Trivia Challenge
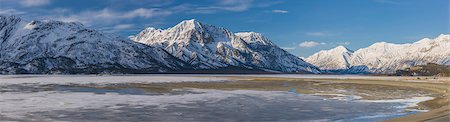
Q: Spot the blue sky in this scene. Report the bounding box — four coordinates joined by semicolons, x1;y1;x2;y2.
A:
0;0;448;57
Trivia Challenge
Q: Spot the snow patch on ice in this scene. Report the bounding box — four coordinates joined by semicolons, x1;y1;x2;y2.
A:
360;97;434;111
312;93;433;112
313;93;363;101
0;89;288;119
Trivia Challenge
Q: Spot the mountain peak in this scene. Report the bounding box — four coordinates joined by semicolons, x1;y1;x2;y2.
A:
180;19;198;24
175;19;203;28
437;34;449;38
184;19;198;23
414;34;449;44
315;46;353;55
332;46;352;52
367;41;393;48
305;46;354;70
435;34;449;41
22;19;85;31
235;32;260;36
235;32;274;46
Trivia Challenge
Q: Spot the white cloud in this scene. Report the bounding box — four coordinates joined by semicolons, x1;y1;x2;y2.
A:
90;8;170;19
99;24;136;33
281;47;295;50
172;0;253;14
216;0;253;11
55;8;171;26
20;0;50;7
170;0;282;14
272;10;288;14
299;41;326;48
305;32;328;36
338;41;351;45
113;24;134;30
124;8;171;18
106;0;174;7
0;9;26;15
0;0;280;35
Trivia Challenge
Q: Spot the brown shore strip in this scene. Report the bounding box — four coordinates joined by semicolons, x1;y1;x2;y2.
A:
76;76;449;122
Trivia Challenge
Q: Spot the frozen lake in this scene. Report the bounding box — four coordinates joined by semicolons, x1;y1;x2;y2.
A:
0;75;431;121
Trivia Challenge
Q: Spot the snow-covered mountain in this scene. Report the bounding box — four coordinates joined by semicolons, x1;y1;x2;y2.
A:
306;34;450;74
132;19;320;73
0;15;188;74
305;46;353;70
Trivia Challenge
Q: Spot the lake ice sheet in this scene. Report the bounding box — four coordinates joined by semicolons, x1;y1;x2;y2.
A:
0;75;427;122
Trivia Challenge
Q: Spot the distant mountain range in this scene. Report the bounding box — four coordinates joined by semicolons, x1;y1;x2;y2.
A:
1;15;448;74
0;15;319;74
305;34;450;74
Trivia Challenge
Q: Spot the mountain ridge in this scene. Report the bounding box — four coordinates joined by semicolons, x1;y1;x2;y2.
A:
0;15;189;74
3;14;446;74
132;19;320;73
0;15;320;74
305;34;450;74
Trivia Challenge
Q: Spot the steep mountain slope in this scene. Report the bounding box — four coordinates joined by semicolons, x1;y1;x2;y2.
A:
0;15;188;74
305;34;450;73
235;32;320;73
132;19;320;73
